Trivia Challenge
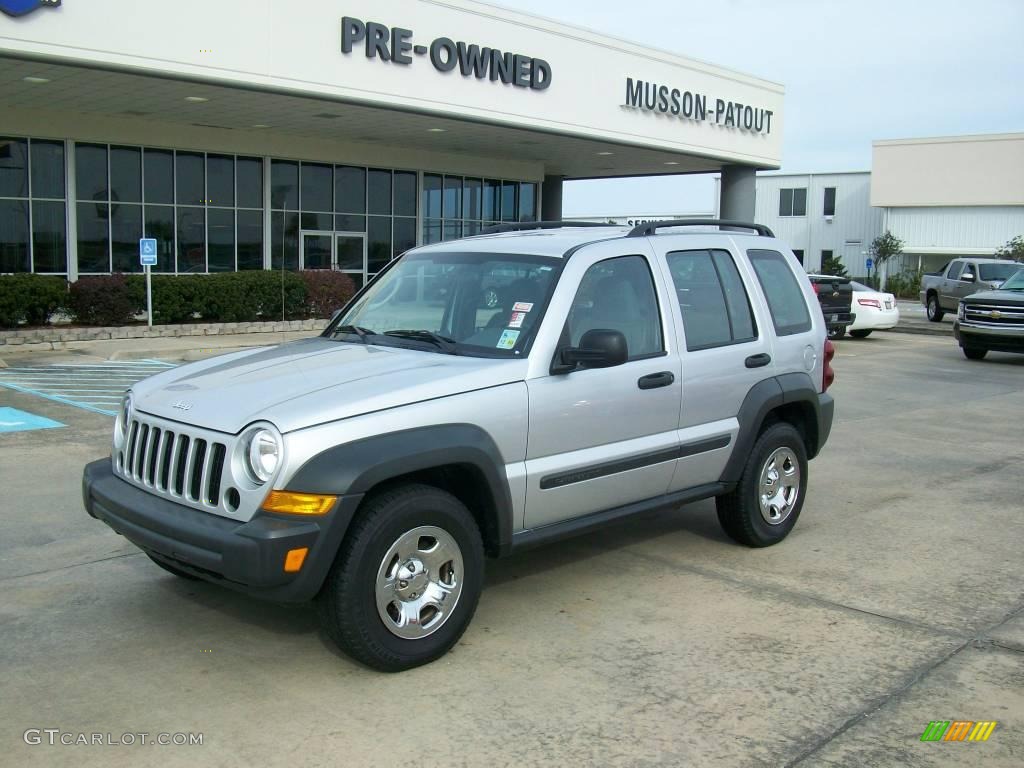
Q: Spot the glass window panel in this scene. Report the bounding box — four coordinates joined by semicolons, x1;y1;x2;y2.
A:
334;166;366;213
457;178;478;221
175;152;204;206
442;221;462;241
823;187;836;217
0;199;30;272
394;171;417;217
442;176;461;219
111;203;143;273
76;201;110;273
336;235;364;271
301;162;332;212
747;249;812;335
176;206;206;273
270;211;300;270
483;179;500;221
270;160;299;210
569;255;663;357
143;149;174;205
423;219;442;245
367;169;392;215
423;174;442;219
109;146;141;204
0;138;29;198
31;140;65;200
793;188;807;216
236;157;263;209
237;210;263;270
300;212;333;231
393;217;417;258
208;208;235;272
335;214;366;232
367;215;392;271
207;154;235;208
75;143;108;202
711;250;756;341
501;181;517;222
144;205;175;273
463;220;481;237
779;188;792;217
518;183;536;222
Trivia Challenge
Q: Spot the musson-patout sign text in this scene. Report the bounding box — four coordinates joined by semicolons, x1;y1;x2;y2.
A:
624;77;774;135
341;16;552;91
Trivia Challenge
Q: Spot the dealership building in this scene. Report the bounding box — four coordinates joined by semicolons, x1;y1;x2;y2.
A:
0;0;783;284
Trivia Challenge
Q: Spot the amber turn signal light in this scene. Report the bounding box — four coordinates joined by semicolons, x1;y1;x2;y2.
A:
262;491;337;516
284;547;309;573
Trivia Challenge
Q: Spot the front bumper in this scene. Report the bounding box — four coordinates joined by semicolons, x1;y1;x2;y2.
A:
83;458;362;602
954;322;1024;354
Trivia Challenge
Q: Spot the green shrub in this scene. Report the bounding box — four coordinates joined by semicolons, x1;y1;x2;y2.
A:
68;274;142;326
0;274;69;328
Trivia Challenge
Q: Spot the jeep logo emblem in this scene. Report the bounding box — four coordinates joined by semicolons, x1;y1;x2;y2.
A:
171;400;194;411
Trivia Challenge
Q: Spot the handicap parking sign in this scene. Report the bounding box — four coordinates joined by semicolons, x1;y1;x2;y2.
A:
140;238;158;266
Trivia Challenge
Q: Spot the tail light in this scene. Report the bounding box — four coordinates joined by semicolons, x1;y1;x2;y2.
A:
857;298;881;308
822;339;835;392
811;283;820;294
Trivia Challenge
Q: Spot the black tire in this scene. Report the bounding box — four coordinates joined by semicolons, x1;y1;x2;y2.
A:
926;295;944;322
147;553;201;580
849;329;872;339
716;423;808;548
317;483;484;672
962;346;988;360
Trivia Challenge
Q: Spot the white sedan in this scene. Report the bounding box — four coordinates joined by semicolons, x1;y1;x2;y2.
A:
846;281;899;337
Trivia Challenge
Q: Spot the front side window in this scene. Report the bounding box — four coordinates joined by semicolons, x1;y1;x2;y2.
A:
565;255;663;359
748;249;812;336
331;252;558;357
667;249;757;351
946;261;964;280
779;187;807;217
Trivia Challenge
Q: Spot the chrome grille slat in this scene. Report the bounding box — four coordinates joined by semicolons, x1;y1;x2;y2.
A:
155;430;172;491
125;421;140;475
143;427;159;485
182;438;199;501
169;433;187;496
134;424;149;479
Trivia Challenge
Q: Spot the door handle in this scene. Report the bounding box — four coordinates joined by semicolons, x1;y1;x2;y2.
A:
638;371;675;390
745;353;772;369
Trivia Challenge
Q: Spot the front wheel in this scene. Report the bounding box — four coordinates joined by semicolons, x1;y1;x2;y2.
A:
927;295;945;322
849;329;872;339
317;484;484;672
716;423;808;547
962;346;988;360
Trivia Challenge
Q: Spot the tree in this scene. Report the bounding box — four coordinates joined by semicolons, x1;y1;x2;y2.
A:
869;231;905;269
993;235;1024;261
820;252;848;277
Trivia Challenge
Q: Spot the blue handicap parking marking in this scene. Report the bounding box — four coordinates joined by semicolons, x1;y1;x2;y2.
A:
0;360;176;416
0;406;65;433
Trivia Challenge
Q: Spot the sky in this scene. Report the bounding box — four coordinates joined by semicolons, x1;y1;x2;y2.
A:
508;0;1024;216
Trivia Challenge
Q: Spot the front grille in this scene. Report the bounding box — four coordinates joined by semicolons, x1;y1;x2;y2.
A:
964;303;1024;327
118;413;231;513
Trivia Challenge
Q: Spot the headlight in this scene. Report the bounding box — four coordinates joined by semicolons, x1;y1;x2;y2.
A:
114;392;132;447
958;302;965;320
246;428;281;484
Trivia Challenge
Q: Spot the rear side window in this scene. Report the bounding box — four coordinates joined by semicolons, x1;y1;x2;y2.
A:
946;261;964;280
747;249;812;336
667;249;757;351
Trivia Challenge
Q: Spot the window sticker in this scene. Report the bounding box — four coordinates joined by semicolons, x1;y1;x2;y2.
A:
496;329;520;349
507;311;527;328
512;301;534;313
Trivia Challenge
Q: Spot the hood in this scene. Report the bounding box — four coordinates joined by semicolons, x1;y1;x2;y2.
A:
962;289;1024;305
131;338;528;434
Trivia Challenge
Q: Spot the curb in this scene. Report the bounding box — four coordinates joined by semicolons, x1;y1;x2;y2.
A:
883;324;954;338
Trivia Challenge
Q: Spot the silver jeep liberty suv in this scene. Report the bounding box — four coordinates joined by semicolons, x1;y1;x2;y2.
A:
83;219;835;671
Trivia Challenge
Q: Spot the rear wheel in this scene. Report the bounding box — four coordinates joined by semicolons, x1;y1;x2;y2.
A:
717;423;808;547
317;483;484;672
849;329;872;339
927;295;944;322
828;326;846;340
962;346;988;360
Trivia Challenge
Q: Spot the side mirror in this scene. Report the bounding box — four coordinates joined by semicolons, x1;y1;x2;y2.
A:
553;329;628;373
961;271;976;282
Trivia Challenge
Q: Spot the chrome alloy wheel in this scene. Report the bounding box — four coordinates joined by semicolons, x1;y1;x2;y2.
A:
375;526;464;640
758;447;801;525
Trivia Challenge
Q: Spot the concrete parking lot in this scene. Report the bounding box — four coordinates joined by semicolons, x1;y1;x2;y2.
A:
1;333;1021;767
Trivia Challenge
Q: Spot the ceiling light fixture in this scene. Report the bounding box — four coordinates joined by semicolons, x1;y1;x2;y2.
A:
664;161;680;166
427;128;447;133
251;124;270;129
184;96;209;103
596;151;614;156
22;76;50;84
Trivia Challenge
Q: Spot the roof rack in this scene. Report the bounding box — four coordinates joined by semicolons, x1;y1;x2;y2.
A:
626;219;775;238
480;220;621;235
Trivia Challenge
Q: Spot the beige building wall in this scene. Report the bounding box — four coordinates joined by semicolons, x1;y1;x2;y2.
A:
871;133;1024;207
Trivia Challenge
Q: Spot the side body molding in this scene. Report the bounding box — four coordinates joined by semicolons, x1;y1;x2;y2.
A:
285;424;515;555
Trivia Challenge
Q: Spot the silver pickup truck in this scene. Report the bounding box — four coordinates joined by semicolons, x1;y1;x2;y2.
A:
920;258;1022;321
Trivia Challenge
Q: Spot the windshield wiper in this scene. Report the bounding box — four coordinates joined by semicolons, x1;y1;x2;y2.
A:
331;324;376;344
383;329;460;354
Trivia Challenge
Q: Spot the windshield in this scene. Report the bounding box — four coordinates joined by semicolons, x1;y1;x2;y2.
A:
978;263;1021;282
327;251;560;356
1000;268;1024;290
